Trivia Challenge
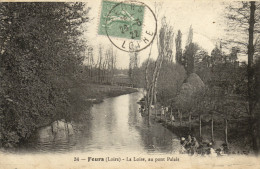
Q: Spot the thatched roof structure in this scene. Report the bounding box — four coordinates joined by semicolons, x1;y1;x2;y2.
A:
185;73;205;90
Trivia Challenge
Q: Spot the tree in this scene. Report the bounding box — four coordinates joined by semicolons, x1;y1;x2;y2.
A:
186;25;193;46
192;88;209;138
183;43;199;75
182;25;199;75
129;51;139;85
175;30;183;64
0;2;89;147
194;49;211;84
200;87;223;143
211;45;223;65
176;83;194;130
176;73;205;131
97;45;103;83
156;62;186;105
226;1;260;153
248;4;257;152
108;46;117;84
222;97;248;147
85;47;94;78
229;47;239;63
146;18;174;124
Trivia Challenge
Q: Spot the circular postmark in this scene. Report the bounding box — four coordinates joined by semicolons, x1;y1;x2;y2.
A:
104;1;157;52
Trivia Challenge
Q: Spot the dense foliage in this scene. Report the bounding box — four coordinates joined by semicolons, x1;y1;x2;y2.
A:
0;3;89;148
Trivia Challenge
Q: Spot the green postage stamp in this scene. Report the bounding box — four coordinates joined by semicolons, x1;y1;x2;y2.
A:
98;0;157;52
98;0;145;40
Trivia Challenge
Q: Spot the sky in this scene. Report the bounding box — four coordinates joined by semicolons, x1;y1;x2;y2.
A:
83;0;236;68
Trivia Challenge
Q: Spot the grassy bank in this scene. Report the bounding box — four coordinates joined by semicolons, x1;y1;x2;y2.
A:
89;84;138;103
71;82;138;104
39;82;138;126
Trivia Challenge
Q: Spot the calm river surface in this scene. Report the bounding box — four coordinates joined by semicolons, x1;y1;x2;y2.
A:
22;91;181;154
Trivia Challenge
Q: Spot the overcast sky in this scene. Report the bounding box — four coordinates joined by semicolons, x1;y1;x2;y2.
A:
84;0;242;68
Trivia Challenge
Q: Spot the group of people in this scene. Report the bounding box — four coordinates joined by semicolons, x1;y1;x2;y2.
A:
180;135;200;155
138;104;176;122
180;135;229;156
161;106;177;122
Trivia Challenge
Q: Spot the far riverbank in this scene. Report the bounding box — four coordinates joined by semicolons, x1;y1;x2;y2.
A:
37;82;138;128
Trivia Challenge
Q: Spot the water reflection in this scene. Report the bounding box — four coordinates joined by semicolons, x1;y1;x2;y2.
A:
23;91;180;154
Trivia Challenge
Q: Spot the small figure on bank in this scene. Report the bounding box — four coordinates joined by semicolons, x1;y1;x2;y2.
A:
170;114;175;122
209;147;217;157
222;143;229;154
140;105;144;112
165;106;169;113
180;137;187;154
180;137;186;145
160;106;165;120
205;142;217;157
185;135;192;154
206;142;212;154
191;137;200;155
161;107;165;115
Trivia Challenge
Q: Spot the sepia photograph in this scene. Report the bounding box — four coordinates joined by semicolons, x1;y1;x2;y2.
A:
0;0;260;168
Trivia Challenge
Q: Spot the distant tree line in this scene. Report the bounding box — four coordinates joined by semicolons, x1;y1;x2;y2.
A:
82;45;117;84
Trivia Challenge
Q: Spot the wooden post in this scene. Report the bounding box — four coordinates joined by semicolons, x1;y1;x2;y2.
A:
189;111;192;131
199;114;202;138
165;109;167;124
170;108;173;126
179;109;182;126
225;118;228;145
154;92;157;120
154;103;157;120
211;113;214;142
160;107;162;120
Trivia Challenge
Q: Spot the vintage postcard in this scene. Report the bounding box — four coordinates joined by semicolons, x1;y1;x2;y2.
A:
0;0;260;169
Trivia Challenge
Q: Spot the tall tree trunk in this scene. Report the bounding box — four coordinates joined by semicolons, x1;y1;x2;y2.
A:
165;109;167;124
148;24;169;125
145;44;153;125
160;107;162;120
225;118;228;145
211;113;214;142
149;54;163;122
154;93;157;120
199;114;202;138
179;109;182;126
189;111;192;131
171;108;173;125
248;1;258;153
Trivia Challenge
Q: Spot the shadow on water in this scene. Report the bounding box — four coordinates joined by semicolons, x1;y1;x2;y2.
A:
20;91;181;154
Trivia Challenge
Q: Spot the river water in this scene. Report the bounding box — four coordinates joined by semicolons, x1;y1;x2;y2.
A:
22;91;181;154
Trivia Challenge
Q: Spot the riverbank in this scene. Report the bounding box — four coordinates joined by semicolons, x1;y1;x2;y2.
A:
82;83;138;104
18;90;182;154
14;83;138;149
36;82;138;128
152;115;253;155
